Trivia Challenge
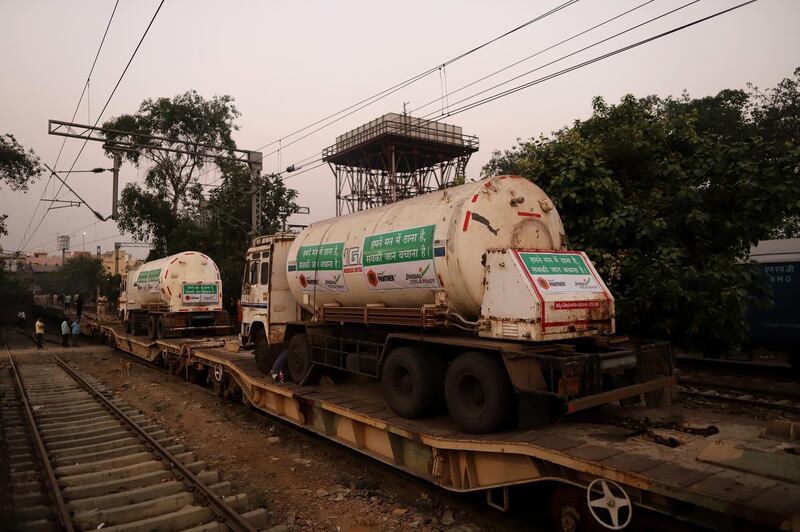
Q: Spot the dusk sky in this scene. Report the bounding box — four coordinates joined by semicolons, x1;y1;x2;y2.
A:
1;0;798;258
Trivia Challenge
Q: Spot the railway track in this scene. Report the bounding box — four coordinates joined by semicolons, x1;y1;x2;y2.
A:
1;337;267;531
678;380;800;415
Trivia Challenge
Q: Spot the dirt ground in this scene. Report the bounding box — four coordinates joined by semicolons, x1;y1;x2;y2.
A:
54;347;526;532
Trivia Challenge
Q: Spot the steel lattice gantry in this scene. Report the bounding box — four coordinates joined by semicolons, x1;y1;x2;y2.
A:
322;114;478;215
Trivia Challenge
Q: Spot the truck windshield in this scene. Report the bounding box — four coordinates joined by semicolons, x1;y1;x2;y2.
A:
249;261;259;285
260;262;270;285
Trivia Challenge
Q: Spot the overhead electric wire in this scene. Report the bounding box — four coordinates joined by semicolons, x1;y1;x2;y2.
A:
410;0;656;115
420;0;703;121
251;0;579;153
20;0;165;252
279;0;757;189
17;0;120;252
430;0;758;119
195;1;581;187
24;221;99;253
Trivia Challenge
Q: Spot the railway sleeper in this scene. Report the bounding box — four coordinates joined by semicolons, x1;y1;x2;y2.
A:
12;504;54;524
55;450;184;476
14;517;56;532
66;479;233;513
97;504;216;532
37;408;141;428
52;434;175;459
13;490;49;508
73;491;196;529
40;422;133;443
52;442;185;468
60;454;197;486
46;427;166;451
40;415;147;437
63;466;203;500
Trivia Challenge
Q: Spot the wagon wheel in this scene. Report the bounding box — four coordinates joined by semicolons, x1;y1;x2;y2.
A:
586;479;632;530
208;364;226;397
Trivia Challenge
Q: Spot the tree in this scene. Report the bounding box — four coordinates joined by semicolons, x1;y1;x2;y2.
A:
0;133;42;235
749;68;800;237
103;90;240;248
484;79;799;354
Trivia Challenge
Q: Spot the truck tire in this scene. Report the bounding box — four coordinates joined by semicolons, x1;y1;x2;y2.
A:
445;351;515;434
155;315;166;339
254;328;272;374
288;334;320;385
382;346;443;419
147;315;157;340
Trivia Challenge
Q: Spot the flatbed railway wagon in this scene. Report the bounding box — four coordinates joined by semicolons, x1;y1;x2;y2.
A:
80;323;800;531
119;251;231;339
239;175;676;434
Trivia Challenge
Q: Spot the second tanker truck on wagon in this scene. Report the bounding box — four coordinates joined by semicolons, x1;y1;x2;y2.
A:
239;175;675;434
119;251;231;339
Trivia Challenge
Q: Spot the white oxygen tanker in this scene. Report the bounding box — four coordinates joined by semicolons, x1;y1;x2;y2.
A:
240;176;674;434
120;251;230;339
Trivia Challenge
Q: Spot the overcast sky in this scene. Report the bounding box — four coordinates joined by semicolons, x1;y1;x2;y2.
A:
1;0;798;259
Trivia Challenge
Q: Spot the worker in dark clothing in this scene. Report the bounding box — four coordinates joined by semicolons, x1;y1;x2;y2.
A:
75;294;83;319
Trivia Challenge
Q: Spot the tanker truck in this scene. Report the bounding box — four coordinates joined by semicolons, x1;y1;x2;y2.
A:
239;175;675;434
120;251;230;339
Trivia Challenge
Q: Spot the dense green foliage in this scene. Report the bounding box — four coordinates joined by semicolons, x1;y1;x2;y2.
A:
485;69;800;354
103;91;298;312
0;133;42;236
104;90;239;218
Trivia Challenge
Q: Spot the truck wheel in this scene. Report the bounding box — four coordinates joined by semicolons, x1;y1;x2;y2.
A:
288;334;320;385
382;346;443;419
254;328;273;374
155;315;166;339
445;352;515;434
147;315;157;340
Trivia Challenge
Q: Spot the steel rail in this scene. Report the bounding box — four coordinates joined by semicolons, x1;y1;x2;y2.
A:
52;354;256;532
678;387;800;415
5;344;76;532
678;377;800;402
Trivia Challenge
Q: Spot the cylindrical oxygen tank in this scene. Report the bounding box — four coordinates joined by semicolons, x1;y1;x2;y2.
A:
287;175;565;319
131;251;223;311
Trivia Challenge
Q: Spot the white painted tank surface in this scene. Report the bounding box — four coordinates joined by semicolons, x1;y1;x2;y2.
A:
131;251;223;311
287;175;566;319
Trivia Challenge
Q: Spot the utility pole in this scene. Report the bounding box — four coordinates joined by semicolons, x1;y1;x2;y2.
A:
111;151;121;219
248;151;263;239
114;242;120;276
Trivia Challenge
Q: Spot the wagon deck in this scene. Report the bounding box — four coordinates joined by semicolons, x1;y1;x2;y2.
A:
81;318;800;531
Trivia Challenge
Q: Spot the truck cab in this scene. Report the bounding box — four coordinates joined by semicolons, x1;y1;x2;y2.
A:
240;233;303;371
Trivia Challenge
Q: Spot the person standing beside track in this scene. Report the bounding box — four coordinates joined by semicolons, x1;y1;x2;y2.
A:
35;317;45;349
96;294;108;323
70;319;80;347
75;294;83;319
61;317;70;347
